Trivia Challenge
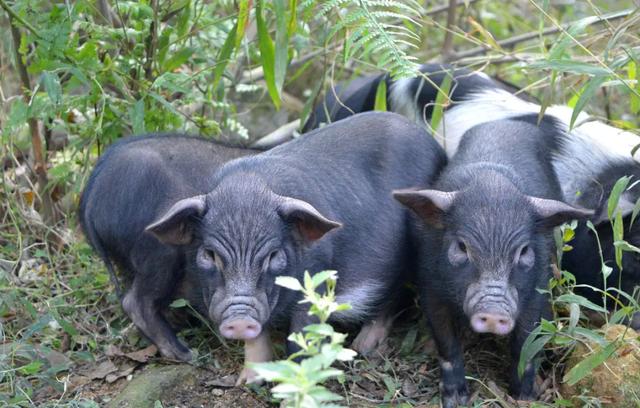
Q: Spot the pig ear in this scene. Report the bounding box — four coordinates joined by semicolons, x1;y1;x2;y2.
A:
145;195;207;245
278;197;341;243
393;189;457;228
527;196;594;229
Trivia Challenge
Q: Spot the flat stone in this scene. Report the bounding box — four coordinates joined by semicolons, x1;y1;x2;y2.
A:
107;364;199;408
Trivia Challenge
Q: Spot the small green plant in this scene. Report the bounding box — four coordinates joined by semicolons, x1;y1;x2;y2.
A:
251;270;356;408
519;176;640;388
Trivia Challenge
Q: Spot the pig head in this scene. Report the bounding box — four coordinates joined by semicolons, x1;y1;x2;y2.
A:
145;177;341;341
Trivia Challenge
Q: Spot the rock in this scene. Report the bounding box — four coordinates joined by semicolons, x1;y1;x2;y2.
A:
107;364;199;408
561;324;640;406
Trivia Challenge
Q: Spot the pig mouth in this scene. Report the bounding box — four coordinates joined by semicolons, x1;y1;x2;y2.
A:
463;282;518;336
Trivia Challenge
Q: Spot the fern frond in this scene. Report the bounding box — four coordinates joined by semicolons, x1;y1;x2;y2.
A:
321;0;422;78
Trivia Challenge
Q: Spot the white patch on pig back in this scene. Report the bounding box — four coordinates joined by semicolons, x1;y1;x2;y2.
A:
333;280;386;323
435;88;541;157
435;88;640;204
545;106;640;203
389;77;421;125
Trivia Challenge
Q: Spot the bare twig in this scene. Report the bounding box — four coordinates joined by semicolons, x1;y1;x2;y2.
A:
96;0;123;27
144;0;159;82
425;0;480;16
250;119;300;149
452;8;635;60
440;0;458;61
8;20;56;223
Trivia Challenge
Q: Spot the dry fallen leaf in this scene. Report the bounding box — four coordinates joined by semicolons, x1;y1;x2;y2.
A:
85;360;118;380
204;374;237;388
125;344;158;363
105;364;136;383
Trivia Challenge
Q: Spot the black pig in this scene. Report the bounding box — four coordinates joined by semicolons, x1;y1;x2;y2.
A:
79;134;258;361
394;119;592;406
309;63;640;328
144;112;447;382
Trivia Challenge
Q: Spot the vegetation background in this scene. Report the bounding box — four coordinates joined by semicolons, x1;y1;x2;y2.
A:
1;0;639;406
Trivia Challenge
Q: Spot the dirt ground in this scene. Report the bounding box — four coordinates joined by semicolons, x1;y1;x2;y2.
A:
63;308;562;407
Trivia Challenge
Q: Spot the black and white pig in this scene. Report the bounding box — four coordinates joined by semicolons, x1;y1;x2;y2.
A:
394;119;593;406
79;134;258;362
307;63;640;328
143;112;447;382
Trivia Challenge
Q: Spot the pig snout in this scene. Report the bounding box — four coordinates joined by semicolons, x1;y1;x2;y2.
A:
211;295;267;340
219;316;262;340
470;311;514;335
464;281;518;336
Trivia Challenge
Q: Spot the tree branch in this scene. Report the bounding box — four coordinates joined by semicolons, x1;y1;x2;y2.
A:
8;19;56;223
440;0;457;61
451;8;634;60
144;0;159;82
0;0;43;40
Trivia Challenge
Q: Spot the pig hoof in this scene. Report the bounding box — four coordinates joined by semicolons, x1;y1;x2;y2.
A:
442;392;470;408
516;392;536;401
351;319;391;355
236;367;263;386
441;382;470;408
159;345;193;362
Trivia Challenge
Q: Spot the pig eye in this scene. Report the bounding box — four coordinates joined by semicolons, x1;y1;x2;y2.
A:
448;239;469;264
266;250;287;275
516;244;534;267
197;248;223;271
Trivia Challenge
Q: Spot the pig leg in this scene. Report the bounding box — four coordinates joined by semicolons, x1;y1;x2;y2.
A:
508;295;548;400
122;245;192;361
286;308;319;358
236;330;274;385
424;295;469;408
351;310;395;355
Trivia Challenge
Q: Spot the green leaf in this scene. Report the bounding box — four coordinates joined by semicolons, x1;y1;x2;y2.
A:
430;74;453;131
399;327;417;355
563;341;618;386
555;293;608;313
518;331;551;378
570;75;607;129
235;0;251;49
374;79;387;111
288;0;298;37
212;23;238;90
129;99;146;134
614;210;624;269
608;176;631;221
176;1;191;39
42;72;62;106
311;270;337;288
169;298;189;308
614;240;640;254
276;276;303;291
163;47;195;72
18;360;44;375
336;348;356;361
303;323;335;336
274;0;289;97
256;0;281;108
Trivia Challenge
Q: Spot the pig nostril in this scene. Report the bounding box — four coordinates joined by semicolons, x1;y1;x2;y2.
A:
480;317;487;322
